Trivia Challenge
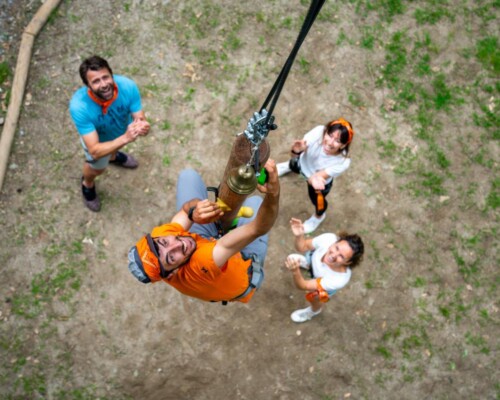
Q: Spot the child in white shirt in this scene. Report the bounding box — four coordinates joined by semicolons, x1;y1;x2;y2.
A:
277;118;355;233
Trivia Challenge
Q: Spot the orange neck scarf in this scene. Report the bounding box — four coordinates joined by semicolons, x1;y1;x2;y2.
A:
87;84;118;115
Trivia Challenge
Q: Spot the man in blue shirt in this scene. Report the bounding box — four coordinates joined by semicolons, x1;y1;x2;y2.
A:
69;56;150;211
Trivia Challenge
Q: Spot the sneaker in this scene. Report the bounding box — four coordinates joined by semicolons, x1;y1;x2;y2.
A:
303;213;326;234
110;151;138;168
287;253;309;270
291;306;322;323
81;178;100;212
277;161;291;177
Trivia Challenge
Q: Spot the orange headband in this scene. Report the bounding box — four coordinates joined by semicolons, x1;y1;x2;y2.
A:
133;224;199;282
330;118;354;145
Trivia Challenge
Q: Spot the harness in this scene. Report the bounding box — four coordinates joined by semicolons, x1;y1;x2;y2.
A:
217;254;265;306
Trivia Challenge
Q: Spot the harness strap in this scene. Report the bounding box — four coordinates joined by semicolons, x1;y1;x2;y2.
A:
215;255;264;305
231;254;264;301
316;191;325;212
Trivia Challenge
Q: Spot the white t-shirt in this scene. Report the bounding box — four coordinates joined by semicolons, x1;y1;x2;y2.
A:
311;233;351;294
299;125;351;183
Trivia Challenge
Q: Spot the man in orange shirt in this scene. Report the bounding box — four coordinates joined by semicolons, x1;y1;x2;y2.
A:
128;160;280;303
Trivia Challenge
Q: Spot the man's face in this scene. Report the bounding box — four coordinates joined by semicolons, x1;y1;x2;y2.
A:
153;235;197;273
86;68;115;101
322;240;354;268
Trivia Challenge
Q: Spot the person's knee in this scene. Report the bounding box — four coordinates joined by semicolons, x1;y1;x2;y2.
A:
178;168;199;180
178;168;205;188
84;164;106;177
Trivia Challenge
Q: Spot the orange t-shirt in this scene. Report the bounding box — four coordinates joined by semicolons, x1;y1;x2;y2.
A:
153;223;255;303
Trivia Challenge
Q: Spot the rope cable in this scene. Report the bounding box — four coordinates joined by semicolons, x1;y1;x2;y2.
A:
261;0;326;125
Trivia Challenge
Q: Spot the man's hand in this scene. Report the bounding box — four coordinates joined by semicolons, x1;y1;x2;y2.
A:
192;199;224;224
290;218;305;237
134;117;150;136
124;120;144;143
256;159;280;196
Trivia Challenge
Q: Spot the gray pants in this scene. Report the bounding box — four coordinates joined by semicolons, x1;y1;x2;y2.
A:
176;169;268;264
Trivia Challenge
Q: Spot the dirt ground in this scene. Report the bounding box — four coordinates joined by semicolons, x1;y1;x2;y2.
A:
0;0;498;399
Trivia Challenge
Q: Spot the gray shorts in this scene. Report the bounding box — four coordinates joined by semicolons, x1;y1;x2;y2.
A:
80;136;110;170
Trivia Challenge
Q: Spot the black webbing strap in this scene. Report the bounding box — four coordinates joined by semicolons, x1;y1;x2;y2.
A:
261;0;326;126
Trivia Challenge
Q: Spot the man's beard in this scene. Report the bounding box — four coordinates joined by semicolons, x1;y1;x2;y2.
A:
92;83;114;101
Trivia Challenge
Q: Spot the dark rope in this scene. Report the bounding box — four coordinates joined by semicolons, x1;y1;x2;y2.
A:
261;0;326;126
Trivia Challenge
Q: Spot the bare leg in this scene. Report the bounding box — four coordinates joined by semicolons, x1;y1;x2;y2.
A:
310;297;323;313
82;163;106;187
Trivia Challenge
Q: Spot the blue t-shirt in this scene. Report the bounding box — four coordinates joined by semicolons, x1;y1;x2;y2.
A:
69;75;142;142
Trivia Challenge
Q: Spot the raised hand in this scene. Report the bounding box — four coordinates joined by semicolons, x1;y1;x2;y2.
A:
290;218;305;237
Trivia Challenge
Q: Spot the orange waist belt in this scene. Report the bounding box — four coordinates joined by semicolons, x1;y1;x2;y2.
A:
305;278;330;303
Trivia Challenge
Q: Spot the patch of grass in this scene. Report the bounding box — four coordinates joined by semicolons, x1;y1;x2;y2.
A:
360;26;378;49
375;136;398;158
297;56;311;74
411;276;426;288
223;32;242;51
47;7;62;25
433;147;450;169
162;155;171;166
160;120;171;131
358;0;405;22
184;87;196;102
414;5;454;25
348;90;365;108
0;61;11;85
452;248;478;282
379;31;408;87
380;0;404;20
430;73;461;111
414;53;432;76
472;95;499;139
405;170;446;197
11;261;82;318
281;16;293;29
485;178;500;210
465;332;490;354
336;29;348;46
420;171;445;195
476;37;500;74
376;345;392;359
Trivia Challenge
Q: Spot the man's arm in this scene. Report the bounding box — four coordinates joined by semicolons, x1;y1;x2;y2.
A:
212;159;280;267
82;118;149;160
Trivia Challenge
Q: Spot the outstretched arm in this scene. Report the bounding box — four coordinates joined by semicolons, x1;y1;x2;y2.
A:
212;159;280;267
290;218;314;252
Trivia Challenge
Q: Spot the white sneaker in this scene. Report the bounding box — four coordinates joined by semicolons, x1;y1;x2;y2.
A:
287;253;309;269
303;213;326;234
277;161;291;177
291;306;322;323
